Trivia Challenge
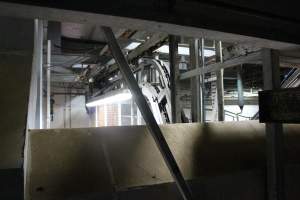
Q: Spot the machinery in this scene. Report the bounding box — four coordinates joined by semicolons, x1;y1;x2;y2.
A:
88;58;173;124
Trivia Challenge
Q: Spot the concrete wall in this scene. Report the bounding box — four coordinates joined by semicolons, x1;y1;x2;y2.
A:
27;121;300;200
0;16;34;199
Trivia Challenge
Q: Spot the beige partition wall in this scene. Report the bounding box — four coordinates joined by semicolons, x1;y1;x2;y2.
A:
26;121;300;199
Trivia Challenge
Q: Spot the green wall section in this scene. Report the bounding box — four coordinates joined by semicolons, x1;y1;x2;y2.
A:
0;17;33;169
0;53;33;168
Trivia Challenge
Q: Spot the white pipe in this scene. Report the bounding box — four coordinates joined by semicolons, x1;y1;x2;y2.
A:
38;20;44;129
46;40;51;128
27;19;39;129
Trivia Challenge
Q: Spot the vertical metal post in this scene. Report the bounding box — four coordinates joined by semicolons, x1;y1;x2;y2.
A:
169;35;181;123
137;109;142;125
130;100;134;125
189;38;202;122
38;20;44;129
46;40;51;128
262;49;285;200
102;26;193;200
27;19;40;129
95;106;98;127
215;41;225;121
200;38;206;122
118;103;122;126
104;104;108;126
237;65;244;111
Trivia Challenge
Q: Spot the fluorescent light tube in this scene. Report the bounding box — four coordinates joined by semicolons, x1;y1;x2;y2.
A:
86;92;132;107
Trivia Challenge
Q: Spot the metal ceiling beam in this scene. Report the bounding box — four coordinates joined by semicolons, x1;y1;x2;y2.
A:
102;26;193;200
127;33;167;60
180;51;261;80
99;29;127;56
94;32;168;79
0;1;298;50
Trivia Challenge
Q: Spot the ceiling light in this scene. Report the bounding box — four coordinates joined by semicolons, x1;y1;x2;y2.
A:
72;64;88;68
154;45;190;55
154;45;216;57
86;90;132;107
203;49;215;57
125;42;141;50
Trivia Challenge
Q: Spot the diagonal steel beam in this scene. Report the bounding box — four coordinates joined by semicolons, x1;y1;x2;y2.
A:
102;26;193;200
92;32;168;80
180;51;261;80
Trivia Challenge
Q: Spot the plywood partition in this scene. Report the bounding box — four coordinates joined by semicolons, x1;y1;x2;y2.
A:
27;121;300;199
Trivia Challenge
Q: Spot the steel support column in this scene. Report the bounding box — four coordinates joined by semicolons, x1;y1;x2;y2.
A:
189;38;202;122
28;19;41;129
262;48;285;200
200;38;206;122
37;19;44;129
169;35;181;123
215;41;225;121
46;40;51;129
102;26;193;200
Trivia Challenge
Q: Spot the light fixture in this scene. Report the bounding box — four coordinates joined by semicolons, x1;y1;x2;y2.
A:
72;64;88;68
154;45;190;55
125;42;141;50
86;90;132;107
154;45;191;55
154;45;216;57
202;49;215;57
